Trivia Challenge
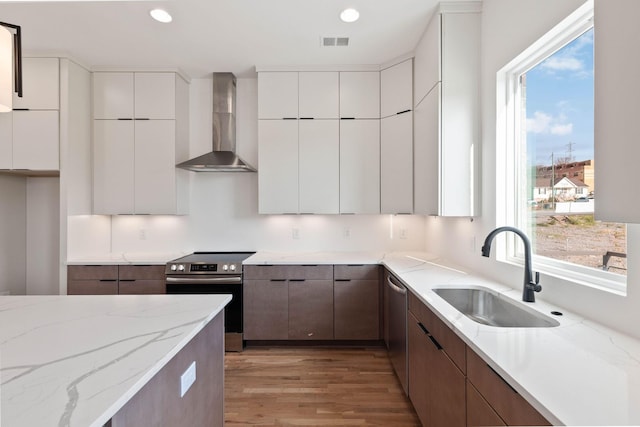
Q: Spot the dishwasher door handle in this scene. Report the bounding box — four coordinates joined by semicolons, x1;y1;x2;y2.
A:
386;275;407;295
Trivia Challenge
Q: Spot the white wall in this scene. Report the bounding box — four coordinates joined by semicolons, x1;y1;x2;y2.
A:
0;175;26;295
67;76;426;258
424;0;640;339
26;177;59;294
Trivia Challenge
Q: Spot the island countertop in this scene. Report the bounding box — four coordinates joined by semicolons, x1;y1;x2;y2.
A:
0;294;230;427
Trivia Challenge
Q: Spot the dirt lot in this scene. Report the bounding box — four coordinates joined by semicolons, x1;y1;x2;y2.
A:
532;212;627;275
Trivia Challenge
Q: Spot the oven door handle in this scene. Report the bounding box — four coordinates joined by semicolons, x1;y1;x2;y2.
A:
166;276;242;285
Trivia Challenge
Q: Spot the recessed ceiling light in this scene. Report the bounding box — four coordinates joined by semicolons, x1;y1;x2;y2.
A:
340;8;360;23
150;8;172;23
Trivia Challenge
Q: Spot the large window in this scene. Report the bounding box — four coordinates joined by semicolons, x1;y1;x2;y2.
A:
497;1;627;293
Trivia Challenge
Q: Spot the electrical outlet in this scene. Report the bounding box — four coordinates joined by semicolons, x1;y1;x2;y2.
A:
343;227;351;238
292;228;300;239
138;229;147;240
180;361;196;398
399;228;408;239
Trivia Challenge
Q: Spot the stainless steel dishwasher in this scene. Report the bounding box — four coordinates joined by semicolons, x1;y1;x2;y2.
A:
385;269;408;395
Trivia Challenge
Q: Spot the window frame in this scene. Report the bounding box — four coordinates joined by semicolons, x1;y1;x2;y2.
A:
495;0;626;296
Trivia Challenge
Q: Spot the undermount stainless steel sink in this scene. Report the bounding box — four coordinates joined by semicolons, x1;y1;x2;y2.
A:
433;287;560;328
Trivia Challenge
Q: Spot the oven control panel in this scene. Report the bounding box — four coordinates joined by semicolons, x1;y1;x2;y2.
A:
166;263;240;274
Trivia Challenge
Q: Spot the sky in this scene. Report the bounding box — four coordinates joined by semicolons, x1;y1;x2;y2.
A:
525;28;594;166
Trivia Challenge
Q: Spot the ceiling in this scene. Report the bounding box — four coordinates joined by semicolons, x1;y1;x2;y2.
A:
0;0;478;79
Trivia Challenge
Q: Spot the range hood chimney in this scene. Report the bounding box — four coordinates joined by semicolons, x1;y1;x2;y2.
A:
177;72;256;172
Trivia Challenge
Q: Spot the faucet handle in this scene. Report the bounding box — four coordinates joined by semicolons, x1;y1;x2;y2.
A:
530;272;542;292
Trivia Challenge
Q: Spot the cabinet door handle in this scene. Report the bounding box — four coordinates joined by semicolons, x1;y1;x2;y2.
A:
282;117;297;120
487;364;518;394
335;279;351;282
428;334;443;350
396;109;412;115
117;118;133;120
299;117;315;120
270;279;286;282
134;118;150;120
12;108;29;111
99;279;117;282
290;279;306;282
417;322;430;336
340;117;355;120
119;279;135;282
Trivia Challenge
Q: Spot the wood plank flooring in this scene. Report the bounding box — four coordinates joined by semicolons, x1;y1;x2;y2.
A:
224;346;421;426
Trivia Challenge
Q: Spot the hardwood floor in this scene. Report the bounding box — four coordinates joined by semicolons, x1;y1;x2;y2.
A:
224;346;420;426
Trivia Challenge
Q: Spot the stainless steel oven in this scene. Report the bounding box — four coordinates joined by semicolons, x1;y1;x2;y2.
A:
165;252;254;352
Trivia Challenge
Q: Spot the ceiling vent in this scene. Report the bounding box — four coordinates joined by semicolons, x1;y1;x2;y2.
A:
321;36;349;47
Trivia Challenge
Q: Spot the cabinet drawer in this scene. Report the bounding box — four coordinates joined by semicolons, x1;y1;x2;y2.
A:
466;348;551;426
243;265;333;280
118;279;166;295
408;291;466;373
68;265;118;280
334;264;379;280
119;265;165;280
68;279;118;295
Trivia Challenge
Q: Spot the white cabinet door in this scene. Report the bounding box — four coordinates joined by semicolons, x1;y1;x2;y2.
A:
414;14;441;107
380;59;413;118
339;72;380;119
12;111;59;170
258;120;299;213
414;84;440;215
13;57;59;110
299;120;339;214
134;73;176;119
340;120;380;214
258;72;298;119
93;73;134;119
381;112;413;214
0;113;12;169
93;120;135;214
299;72;339;119
134;120;176;213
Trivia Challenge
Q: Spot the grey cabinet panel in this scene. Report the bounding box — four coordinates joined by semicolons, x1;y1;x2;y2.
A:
244;279;289;340
288;280;333;340
334;279;379;340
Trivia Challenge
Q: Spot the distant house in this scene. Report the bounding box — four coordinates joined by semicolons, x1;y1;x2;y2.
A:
536;159;594;193
533;176;589;202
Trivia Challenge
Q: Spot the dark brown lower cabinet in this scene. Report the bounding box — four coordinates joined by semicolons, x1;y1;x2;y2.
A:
243;279;289;340
334;279;379;339
408;311;466;427
466;348;551;426
67;265;118;295
118;265;165;294
110;311;224;427
467;379;506;426
288;279;334;339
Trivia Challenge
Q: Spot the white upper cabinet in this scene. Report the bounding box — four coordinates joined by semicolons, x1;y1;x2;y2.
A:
93;73;134;119
339;72;380;119
299;72;339;119
381;112;413;214
380;59;413;118
134;73;176;119
299;120;340;214
13;57;59;110
413;6;480;216
92;71;188;215
258;72;298;119
340;120;380;214
12;111;59;170
258;120;299;214
594;0;639;223
0;57;60;171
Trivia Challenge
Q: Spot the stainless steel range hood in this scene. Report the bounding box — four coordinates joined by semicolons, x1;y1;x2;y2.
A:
177;72;256;172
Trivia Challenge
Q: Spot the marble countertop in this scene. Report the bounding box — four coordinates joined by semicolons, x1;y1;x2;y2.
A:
0;294;231;427
67;252;186;265
246;250;640;426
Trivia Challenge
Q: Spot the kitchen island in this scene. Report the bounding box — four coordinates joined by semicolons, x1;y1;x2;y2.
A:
0;294;230;427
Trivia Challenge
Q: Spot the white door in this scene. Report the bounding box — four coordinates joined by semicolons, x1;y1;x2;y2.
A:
339;72;380;119
299;120;339;214
381;59;413;118
93;120;135;214
413;83;440;215
134;120;176;214
340;120;380;214
381;112;413;214
93;72;134;120
13;57;59;110
258;72;298;119
299;72;339;119
135;73;176;120
12;111;59;170
258;120;299;213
